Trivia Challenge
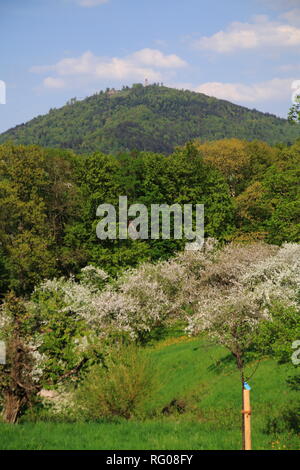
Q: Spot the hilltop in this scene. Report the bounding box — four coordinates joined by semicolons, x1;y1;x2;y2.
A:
0;84;299;153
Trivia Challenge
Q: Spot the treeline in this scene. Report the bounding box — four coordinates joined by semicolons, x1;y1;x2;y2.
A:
0;138;299;298
0;85;299;154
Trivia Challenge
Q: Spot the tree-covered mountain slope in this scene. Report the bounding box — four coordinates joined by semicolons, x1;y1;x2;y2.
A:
1;84;299;153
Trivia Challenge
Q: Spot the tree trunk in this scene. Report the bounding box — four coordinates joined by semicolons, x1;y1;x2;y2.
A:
2;390;25;424
241;370;245;451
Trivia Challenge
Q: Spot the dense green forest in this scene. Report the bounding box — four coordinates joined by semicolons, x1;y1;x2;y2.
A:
0;137;299;450
0;138;299;297
0;84;299;153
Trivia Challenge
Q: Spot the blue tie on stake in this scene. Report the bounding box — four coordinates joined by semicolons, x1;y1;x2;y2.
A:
244;382;251;390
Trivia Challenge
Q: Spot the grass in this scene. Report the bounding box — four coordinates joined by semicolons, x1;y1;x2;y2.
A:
1;420;296;450
0;337;299;450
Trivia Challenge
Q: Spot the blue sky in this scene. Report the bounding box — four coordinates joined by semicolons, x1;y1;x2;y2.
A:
1;0;300;133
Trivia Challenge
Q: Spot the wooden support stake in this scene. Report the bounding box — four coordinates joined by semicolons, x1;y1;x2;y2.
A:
243;388;252;451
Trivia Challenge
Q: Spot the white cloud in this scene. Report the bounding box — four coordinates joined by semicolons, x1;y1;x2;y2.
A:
73;0;109;7
131;49;186;68
43;77;65;89
31;49;187;89
195;78;293;103
194;16;300;53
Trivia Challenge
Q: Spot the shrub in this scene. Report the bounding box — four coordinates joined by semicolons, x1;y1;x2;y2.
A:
75;345;158;420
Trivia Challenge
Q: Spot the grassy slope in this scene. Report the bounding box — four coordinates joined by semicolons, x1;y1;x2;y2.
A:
0;337;298;450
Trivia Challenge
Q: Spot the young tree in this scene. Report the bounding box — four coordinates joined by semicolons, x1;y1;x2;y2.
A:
186;243;279;448
288;95;300;123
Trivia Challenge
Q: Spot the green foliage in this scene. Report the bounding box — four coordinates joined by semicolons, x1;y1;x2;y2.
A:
0;144;83;295
262;145;300;244
1;137;299;288
235;140;300;243
30;289;89;385
0;142;233;291
1;85;299;154
253;301;300;364
28;277;107;389
71;144;234;273
196;138;278;196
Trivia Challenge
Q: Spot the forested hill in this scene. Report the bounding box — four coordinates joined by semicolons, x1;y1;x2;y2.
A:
1;84;299;154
